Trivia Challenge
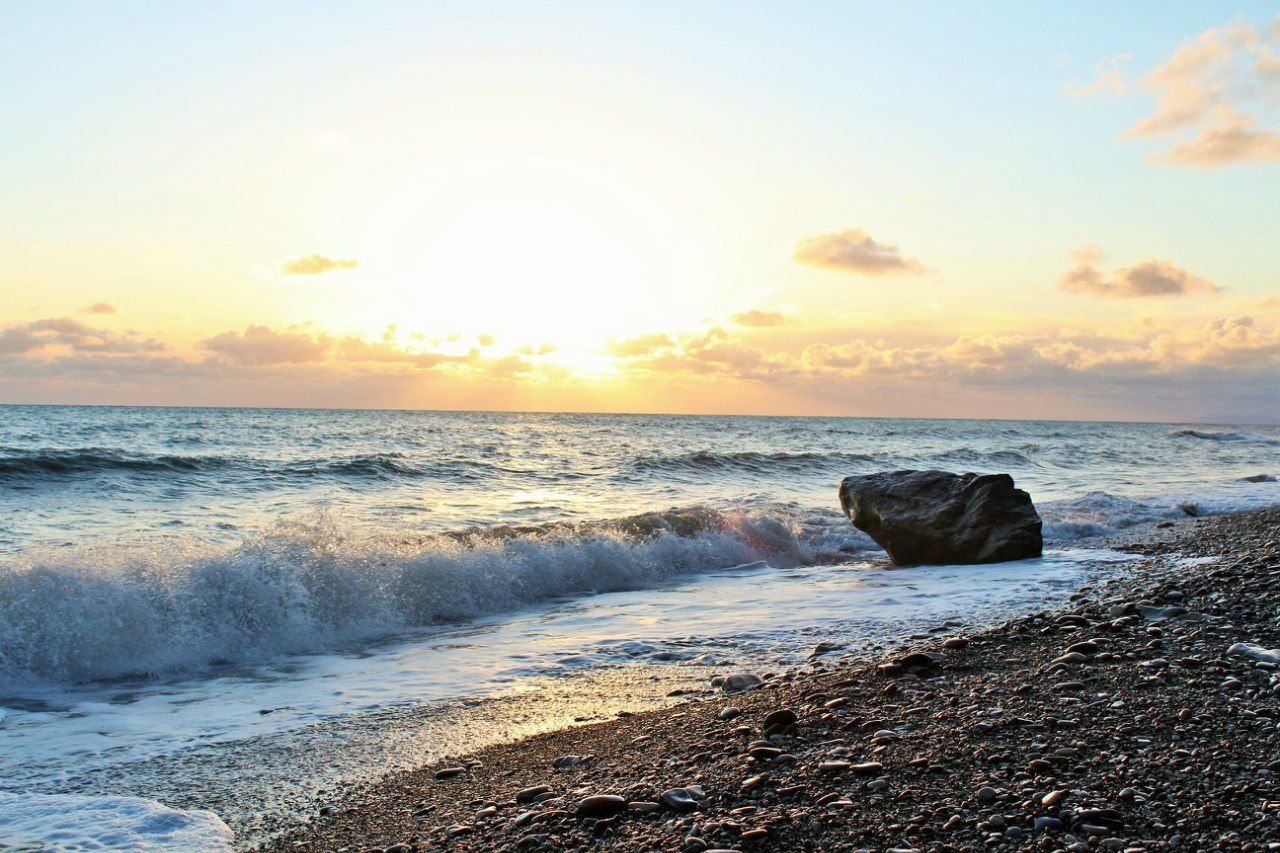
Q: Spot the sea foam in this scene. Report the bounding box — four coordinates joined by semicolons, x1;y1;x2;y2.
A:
0;506;870;686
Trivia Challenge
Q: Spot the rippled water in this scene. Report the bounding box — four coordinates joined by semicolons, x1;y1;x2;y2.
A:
1;406;1277;848
3;405;1279;686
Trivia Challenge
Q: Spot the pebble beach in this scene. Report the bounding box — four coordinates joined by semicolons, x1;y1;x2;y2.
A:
261;507;1280;852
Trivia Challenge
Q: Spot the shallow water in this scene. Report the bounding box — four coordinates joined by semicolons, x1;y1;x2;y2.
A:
1;406;1277;847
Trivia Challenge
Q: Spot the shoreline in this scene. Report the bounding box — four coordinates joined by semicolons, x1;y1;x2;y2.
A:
260;507;1280;851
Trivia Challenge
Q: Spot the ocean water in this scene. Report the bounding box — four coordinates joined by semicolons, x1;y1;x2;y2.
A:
2;405;1279;847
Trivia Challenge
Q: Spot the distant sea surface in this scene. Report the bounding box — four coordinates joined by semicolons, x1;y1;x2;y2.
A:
1;405;1278;847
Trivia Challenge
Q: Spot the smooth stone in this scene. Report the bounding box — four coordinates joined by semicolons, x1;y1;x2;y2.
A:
762;708;798;729
660;788;699;813
720;672;764;693
898;651;944;669
978;786;998;804
552;754;591;768
1041;790;1066;807
516;785;554;804
434;767;466;780
576;795;628;818
718;707;742;721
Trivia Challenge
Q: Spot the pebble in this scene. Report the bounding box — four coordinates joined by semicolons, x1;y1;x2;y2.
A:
516;785;553;804
434;767;466;780
761;708;798;730
660;789;699;813
552;754;591;768
717;707;742;721
718;672;764;693
270;509;1280;853
575;795;628;818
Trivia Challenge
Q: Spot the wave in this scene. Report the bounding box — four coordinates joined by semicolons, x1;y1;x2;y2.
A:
631;450;883;475
925;448;1041;467
0;506;874;686
1171;428;1280;444
0;448;218;481
1039;483;1280;541
0;448;499;486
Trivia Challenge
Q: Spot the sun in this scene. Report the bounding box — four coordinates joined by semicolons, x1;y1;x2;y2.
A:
353;156;714;353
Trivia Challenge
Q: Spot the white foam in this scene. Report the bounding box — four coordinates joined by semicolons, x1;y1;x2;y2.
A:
0;508;870;686
1039;480;1280;541
0;792;232;850
0;546;1135;845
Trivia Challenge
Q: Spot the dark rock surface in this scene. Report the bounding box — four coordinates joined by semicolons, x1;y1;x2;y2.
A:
839;469;1042;565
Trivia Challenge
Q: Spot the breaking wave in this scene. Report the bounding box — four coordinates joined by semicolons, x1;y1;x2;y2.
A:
1171;428;1280;444
0;506;871;686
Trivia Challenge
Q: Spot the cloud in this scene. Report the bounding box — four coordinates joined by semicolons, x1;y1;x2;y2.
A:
0;317;163;355
280;254;359;276
81;302;117;315
201;325;334;365
608;333;675;358
1160;124;1280;166
337;336;477;370
4;313;1280;420
793;229;926;276
1056;249;1218;298
1063;52;1132;98
1075;16;1280;166
731;309;788;328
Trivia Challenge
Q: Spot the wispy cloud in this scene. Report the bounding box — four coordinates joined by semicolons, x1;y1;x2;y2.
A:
731;309;788;328
1073;15;1280;166
280;254;359;276
1062;52;1132;98
81;302;117;315
793;229;926;276
1056;247;1218;298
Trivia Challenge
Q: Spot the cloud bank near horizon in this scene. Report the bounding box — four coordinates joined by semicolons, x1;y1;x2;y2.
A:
6;307;1280;420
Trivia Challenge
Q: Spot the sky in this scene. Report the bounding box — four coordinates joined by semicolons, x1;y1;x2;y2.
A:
2;1;1279;422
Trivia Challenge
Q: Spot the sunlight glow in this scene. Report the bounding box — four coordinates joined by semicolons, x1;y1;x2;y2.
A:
354;156;713;352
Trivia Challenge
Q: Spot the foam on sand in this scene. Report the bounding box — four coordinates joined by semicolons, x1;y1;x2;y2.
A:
0;792;232;850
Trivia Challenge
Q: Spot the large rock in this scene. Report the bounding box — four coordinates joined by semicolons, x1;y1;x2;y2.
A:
839;470;1042;566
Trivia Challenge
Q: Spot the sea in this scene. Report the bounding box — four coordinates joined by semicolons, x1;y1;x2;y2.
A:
1;405;1278;848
